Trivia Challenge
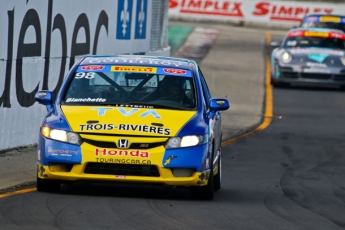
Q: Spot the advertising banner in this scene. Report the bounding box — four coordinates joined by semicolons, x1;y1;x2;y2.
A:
169;0;341;27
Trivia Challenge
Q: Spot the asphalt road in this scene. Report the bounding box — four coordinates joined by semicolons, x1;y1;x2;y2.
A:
1;22;345;230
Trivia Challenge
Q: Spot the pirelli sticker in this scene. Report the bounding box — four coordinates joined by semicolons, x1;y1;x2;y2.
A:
111;66;157;73
304;31;329;38
320;16;341;23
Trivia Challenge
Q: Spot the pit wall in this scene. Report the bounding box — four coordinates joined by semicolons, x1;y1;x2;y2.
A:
0;0;170;150
168;0;345;28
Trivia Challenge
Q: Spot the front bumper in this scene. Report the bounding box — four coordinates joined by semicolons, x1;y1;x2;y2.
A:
273;63;345;86
37;135;212;187
37;163;211;187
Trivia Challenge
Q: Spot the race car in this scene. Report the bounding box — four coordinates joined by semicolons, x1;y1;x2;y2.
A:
34;55;230;200
270;27;345;88
300;14;345;33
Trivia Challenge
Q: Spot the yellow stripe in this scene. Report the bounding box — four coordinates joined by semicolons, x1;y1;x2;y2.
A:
0;187;36;198
222;32;273;146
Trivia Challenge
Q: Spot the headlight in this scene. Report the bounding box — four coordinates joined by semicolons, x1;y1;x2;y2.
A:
340;57;345;66
166;134;208;149
41;126;80;145
281;51;292;63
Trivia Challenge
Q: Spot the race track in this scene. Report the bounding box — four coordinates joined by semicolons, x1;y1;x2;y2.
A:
1;21;345;230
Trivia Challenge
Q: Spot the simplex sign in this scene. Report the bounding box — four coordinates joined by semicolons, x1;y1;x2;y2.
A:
169;0;341;25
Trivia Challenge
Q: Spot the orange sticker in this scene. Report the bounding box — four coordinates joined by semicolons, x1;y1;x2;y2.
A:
320;16;341;23
304;31;329;37
111;66;157;73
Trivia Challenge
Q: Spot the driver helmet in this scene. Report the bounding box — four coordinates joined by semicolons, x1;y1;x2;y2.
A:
161;77;185;99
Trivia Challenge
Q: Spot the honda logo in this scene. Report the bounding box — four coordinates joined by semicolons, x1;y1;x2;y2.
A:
117;139;129;149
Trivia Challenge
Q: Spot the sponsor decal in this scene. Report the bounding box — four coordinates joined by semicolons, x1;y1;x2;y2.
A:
302;68;331;74
306;62;327;68
92;107;161;118
85;57;188;67
164;155;177;166
79;123;171;135
95;148;149;158
66;98;106;102
287;30;345;40
92;107;114;116
48;146;78;156
320;16;341;23
81;65;105;70
306;16;318;22
38;92;47;98
116;175;126;178
95;158;152;164
290;49;344;56
252;2;333;22
216;100;225;106
175;0;244;18
304;31;329;38
118;108;161;118
163;68;187;74
111;66;157;73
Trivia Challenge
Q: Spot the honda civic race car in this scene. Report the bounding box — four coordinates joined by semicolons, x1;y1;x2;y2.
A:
271;28;345;88
35;55;230;200
300;14;345;33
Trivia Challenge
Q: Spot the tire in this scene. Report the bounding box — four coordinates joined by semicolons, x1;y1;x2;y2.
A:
214;149;221;191
190;170;214;200
37;176;60;192
190;153;215;200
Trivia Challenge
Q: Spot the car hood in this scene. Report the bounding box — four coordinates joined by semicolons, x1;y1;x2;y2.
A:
287;48;344;63
61;105;196;137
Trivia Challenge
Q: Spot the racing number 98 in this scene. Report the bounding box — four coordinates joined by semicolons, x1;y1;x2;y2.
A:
75;72;95;79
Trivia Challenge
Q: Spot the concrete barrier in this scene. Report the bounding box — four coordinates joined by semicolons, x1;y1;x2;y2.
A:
0;0;170;150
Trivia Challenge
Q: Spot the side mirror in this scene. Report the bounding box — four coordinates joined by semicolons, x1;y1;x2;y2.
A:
209;98;230;118
270;41;281;48
35;90;53;111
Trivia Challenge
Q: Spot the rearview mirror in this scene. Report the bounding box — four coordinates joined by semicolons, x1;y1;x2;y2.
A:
270;41;281;48
209;98;230;119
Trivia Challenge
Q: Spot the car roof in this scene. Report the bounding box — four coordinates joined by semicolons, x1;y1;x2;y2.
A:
79;55;194;70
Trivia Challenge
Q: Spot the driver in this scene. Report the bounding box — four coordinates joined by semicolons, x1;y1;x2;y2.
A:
159;77;194;107
159;77;185;102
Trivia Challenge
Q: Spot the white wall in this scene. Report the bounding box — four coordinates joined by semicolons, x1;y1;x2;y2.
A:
0;0;172;150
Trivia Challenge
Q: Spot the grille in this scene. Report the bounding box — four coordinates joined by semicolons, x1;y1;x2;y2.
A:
300;73;332;80
84;163;160;177
334;74;345;81
281;71;298;78
82;138;166;149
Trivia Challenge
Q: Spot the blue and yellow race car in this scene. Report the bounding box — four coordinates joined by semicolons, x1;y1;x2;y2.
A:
35;55;230;199
271;27;345;88
300;14;345;33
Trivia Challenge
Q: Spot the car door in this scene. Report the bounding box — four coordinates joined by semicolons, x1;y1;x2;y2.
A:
198;68;221;154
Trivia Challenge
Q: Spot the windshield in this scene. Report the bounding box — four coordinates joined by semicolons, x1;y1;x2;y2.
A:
283;36;345;49
302;22;345;33
63;66;196;110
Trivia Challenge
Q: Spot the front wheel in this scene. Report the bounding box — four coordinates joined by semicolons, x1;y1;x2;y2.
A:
190;170;214;200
